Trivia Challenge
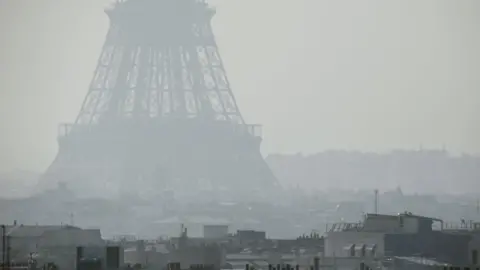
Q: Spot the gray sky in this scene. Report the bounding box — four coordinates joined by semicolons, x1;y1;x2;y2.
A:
0;0;479;172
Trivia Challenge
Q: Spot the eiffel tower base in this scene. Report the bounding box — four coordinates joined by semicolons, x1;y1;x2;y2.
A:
42;119;278;201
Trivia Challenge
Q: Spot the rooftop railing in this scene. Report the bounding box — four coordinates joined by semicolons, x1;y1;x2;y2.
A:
326;222;364;233
442;221;480;231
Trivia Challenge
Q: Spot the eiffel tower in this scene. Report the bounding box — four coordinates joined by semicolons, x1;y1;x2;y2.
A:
42;0;278;198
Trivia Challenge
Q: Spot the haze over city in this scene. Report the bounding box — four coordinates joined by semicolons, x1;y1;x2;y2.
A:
1;0;479;174
0;0;480;198
1;2;480;268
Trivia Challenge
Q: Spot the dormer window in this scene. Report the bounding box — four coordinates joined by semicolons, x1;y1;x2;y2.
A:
366;244;377;257
344;244;355;257
354;244;366;257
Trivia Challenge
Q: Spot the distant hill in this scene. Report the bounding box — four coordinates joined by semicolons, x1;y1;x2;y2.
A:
0;170;40;198
266;150;480;194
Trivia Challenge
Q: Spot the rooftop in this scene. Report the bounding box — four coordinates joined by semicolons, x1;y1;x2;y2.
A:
3;224;81;238
328;212;444;234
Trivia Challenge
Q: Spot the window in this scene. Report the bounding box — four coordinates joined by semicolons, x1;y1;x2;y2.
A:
371;245;377;257
355;244;366;257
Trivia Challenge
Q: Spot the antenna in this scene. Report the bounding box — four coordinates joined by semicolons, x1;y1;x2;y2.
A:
476;199;479;216
70;213;75;226
374;189;379;214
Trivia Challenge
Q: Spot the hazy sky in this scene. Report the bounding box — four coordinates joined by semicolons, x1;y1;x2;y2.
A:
0;0;479;172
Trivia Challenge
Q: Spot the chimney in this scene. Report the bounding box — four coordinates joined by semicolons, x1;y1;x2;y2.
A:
313;256;320;270
76;246;83;268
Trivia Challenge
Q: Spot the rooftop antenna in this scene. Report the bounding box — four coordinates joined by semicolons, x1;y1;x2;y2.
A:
374;189;379;214
476;199;479;216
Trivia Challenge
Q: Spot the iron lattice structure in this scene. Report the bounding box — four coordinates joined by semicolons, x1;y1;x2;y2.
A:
42;0;278;197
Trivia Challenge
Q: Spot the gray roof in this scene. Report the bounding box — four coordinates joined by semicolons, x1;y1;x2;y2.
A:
39;228;104;247
394;256;448;266
5;225;80;238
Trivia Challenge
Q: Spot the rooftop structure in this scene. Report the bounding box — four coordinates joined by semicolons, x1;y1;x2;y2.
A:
325;212;479;265
328;212;443;234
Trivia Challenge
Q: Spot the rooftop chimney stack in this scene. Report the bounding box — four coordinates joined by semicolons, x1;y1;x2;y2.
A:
313;256;320;270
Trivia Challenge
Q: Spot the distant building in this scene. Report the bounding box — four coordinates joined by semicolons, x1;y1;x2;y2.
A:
235;230;266;243
324;212;479;265
204;225;229;239
1;223;105;269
